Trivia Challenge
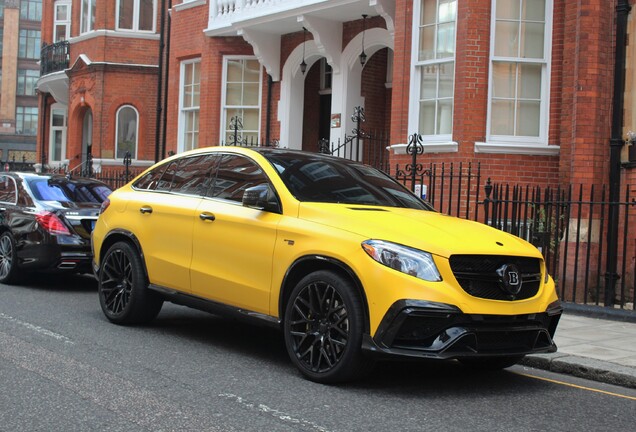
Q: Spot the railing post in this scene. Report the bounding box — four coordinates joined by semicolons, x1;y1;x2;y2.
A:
123;151;132;183
406;133;424;193
230;116;243;146
483;178;493;226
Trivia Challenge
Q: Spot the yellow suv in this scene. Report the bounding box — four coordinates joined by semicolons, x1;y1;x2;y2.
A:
92;147;561;383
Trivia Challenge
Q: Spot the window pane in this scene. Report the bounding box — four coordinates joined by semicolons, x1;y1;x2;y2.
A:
52;112;65;127
418;25;435;61
227;60;243;81
492;62;515;98
523;0;545;21
518;63;541;99
117;107;137;158
516;100;540;136
226;83;242;105
421;0;437;26
56;4;68;20
494;21;519;57
139;0;154;31
243;109;259;131
243;83;259;105
437;99;453;135
491;100;515;135
420;66;437;99
119;0;134;29
496;0;520;20
438;62;454;98
436;22;455;59
244;60;261;82
419;101;436;135
438;0;457;22
521;22;544;58
53;131;63;161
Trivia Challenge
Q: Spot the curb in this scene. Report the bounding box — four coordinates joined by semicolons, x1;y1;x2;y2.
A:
521;353;636;389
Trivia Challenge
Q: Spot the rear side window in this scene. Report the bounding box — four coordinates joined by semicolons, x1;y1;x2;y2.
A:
170;154;219;196
207;154;269;203
133;163;170;190
0;176;17;204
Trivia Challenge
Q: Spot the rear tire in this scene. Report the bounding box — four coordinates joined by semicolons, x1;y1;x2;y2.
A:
98;241;163;324
0;232;20;285
283;270;369;383
459;355;525;370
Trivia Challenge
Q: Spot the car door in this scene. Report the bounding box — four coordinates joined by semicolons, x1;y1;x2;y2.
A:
129;154;216;293
190;153;281;314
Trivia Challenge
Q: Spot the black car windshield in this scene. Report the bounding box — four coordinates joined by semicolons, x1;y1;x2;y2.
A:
27;178;112;204
260;150;434;210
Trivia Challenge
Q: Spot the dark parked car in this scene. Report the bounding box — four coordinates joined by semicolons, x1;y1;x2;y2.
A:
0;172;112;284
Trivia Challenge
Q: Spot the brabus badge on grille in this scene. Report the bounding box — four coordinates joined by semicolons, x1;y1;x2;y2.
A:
497;264;522;296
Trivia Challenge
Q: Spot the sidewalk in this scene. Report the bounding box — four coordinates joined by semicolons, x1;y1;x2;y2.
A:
522;312;636;388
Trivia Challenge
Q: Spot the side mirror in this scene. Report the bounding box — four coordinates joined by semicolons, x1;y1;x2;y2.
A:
242;184;280;213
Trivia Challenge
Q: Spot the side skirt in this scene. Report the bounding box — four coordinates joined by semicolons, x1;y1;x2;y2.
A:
148;284;281;329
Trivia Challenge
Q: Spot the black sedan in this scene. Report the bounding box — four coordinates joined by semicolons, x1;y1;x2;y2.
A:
0;172;112;284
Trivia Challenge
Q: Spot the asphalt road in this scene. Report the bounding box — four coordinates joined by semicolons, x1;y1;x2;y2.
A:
1;274;634;432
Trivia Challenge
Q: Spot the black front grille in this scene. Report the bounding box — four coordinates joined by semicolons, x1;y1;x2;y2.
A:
449;255;542;301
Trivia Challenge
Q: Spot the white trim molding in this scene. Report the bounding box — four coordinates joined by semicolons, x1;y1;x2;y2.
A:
390;142;458;154
475;142;560;156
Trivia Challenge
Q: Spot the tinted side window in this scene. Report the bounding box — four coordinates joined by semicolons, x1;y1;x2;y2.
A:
133;163;169;191
0;176;17;204
207;154;268;203
155;161;180;192
170;154;219;196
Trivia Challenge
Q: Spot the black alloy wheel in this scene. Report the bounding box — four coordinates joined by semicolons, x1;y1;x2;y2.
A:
98;241;163;324
0;232;20;284
284;270;368;383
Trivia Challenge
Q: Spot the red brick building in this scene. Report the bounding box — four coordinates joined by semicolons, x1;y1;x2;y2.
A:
35;1;636;180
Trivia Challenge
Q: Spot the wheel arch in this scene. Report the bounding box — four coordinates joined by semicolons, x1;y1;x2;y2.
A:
278;256;371;334
99;229;149;278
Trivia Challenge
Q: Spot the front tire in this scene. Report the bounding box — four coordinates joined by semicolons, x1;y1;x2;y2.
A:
0;232;20;284
98;241;163;324
283;270;367;383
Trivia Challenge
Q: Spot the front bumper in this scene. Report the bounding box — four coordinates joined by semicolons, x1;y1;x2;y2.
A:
362;300;562;360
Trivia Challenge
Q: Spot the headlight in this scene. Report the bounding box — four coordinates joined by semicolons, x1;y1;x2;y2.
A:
361;240;442;282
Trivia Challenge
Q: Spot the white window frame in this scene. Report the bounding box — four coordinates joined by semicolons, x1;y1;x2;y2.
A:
178;58;201;153
482;0;554;151
220;56;263;145
80;0;96;34
115;105;139;160
49;104;67;165
408;0;458;150
116;0;157;33
53;0;72;42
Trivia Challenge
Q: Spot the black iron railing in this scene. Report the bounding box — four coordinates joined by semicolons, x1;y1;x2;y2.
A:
40;41;70;75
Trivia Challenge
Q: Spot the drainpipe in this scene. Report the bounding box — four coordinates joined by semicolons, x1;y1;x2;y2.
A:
155;0;168;162
605;0;631;307
39;94;48;172
161;1;172;160
265;74;272;146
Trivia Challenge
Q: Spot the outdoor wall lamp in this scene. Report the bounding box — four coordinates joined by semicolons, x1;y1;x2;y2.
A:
300;27;308;75
359;14;368;67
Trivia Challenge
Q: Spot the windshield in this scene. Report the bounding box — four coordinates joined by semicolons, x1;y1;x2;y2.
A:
27;178;112;204
260;151;434;210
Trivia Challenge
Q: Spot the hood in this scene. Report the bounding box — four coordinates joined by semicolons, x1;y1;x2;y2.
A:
297;203;542;259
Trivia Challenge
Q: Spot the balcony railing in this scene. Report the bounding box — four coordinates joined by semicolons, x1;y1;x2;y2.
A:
209;0;324;31
40;41;70;76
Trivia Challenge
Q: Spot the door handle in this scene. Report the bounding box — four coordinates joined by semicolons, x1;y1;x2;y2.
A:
139;206;153;214
199;212;216;221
